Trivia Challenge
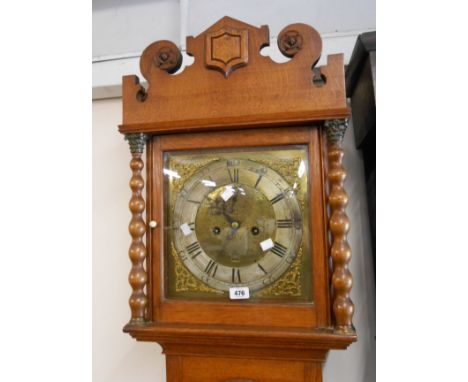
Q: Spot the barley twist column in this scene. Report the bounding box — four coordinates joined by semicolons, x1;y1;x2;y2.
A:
325;119;355;334
125;133;149;325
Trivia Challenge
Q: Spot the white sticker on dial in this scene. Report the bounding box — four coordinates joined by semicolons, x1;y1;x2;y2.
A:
260;238;274;251
229;287;250;300
180;223;192;236
220;187;235;202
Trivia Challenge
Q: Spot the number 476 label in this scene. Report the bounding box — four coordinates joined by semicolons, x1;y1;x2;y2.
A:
229;286;250;300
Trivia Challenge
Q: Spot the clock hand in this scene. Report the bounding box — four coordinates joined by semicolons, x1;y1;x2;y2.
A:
222;210;235;224
220;198;235;224
222;190;239;224
222;205;241;230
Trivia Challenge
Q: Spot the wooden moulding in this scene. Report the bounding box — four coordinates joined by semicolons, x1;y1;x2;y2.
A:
119;16;349;135
124;323;355;361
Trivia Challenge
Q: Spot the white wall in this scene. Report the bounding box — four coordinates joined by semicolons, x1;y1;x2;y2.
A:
92;98;376;382
93;99;167;381
92;0;376;99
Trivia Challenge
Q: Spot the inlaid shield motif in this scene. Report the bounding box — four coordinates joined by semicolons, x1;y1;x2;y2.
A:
205;26;249;78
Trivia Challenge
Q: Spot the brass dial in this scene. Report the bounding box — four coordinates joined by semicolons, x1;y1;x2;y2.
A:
172;159;302;292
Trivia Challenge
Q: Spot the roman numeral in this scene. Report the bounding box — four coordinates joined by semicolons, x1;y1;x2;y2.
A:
232;268;241;283
257;263;268;275
270;193;285;205
277;219;293;228
186;242;201;259
271;242;288;258
204;260;218;277
228;168;239;183
254;175;263;188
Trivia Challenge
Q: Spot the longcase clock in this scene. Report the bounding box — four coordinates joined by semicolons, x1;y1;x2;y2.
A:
119;16;356;382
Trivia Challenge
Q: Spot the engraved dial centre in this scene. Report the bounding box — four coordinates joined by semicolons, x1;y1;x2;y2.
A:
195;184;276;268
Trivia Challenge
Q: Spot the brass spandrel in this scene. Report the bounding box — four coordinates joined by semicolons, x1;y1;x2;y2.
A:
255;245;303;297
169;157;221;207
171;243;219;294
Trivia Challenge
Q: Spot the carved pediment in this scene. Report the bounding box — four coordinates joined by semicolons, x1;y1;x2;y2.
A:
121;16;348;133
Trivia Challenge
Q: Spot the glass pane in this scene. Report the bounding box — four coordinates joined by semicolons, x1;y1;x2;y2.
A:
163;145;312;302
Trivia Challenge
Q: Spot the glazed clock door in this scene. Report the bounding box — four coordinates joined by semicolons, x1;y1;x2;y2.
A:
146;127;331;330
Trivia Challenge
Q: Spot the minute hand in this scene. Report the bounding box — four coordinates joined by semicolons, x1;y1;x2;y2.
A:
222;210;235;224
222;192;238;224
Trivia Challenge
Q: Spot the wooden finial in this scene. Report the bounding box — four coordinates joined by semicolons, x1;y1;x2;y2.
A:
140;40;183;79
277;23;322;62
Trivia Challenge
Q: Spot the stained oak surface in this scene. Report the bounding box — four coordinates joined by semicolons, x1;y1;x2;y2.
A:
169;356;317;382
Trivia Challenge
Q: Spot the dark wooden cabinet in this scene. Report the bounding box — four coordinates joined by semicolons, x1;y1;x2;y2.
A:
118;16;357;381
346;32;376;274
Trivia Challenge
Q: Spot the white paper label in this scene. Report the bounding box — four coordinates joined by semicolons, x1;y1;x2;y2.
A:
229;287;250;300
180;223;192;236
260;238;274;251
220;187;235;202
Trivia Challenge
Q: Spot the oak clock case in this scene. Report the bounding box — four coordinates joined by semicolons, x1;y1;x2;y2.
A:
120;16;356;382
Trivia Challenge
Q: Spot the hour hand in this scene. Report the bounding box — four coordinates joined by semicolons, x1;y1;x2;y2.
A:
208;188;238;224
222;192;238;221
222;209;235;224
